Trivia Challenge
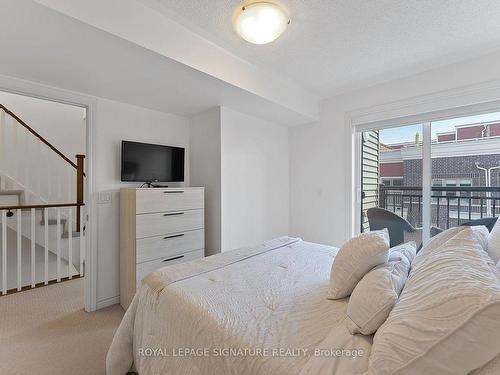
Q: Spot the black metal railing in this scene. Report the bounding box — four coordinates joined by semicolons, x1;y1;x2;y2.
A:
379;185;500;229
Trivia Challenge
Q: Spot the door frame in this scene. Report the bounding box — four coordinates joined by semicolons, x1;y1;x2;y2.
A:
345;79;500;241
0;73;97;312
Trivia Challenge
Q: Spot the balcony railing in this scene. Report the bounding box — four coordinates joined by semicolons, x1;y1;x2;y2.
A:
379;185;500;229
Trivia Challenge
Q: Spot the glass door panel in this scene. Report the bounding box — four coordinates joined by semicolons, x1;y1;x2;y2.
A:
360;124;424;247
430;112;500;230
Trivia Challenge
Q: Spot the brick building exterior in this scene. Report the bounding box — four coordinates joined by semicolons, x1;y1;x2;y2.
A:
403;154;500;187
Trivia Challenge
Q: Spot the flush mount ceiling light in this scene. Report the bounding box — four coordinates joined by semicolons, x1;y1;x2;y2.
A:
233;2;290;45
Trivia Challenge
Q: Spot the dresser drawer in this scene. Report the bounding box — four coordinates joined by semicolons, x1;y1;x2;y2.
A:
136;229;204;263
136;249;204;287
136;189;204;214
136;209;204;238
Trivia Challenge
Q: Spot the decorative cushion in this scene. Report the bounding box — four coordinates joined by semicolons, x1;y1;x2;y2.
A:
328;229;389;300
366;226;500;375
487;218;500;263
346;242;416;335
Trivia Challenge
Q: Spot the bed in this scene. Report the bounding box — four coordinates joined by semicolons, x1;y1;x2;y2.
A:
107;236;500;375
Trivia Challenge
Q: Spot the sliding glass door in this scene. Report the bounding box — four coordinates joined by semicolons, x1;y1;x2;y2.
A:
359;111;500;247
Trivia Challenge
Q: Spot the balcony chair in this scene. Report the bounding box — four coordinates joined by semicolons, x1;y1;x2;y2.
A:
367;208;498;250
461;216;498;232
366;207;443;249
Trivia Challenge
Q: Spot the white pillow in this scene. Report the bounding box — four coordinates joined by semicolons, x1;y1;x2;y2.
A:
487;218;500;263
328;229;389;300
346;242;416;335
470;225;490;250
366;226;500;375
411;225;466;269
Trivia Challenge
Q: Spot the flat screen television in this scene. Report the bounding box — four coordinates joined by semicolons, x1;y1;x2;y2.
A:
121;140;185;182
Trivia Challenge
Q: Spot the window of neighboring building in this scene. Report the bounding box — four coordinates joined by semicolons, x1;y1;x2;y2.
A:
459;179;472;187
392;178;403;186
446;180;457;198
432;179;443;202
381;178;403;187
458;179;472;199
432;179;443;188
432;178;472;202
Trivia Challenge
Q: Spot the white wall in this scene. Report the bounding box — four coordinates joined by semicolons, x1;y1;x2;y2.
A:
0;90;86;158
189;106;290;254
189;108;221;256
93;98;189;307
289;51;500;248
289;105;346;247
221;107;289;250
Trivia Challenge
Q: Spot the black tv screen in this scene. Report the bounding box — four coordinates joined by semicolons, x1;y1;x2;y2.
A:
121;141;185;182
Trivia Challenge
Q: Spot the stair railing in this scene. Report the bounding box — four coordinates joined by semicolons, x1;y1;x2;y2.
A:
0;103;85;227
0;103;85;295
0;203;85;294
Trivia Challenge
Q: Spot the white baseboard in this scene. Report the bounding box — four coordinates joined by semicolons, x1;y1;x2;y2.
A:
96;295;120;310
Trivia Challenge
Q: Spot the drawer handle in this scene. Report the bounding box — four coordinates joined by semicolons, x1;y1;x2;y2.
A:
163;233;185;240
164;191;184;194
163;212;184;216
163;255;184;262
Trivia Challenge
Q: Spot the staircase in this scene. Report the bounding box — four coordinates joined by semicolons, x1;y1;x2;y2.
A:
0;103;85;295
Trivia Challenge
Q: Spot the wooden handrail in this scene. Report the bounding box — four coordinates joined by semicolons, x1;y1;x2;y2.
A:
0;202;84;210
0;103;85;175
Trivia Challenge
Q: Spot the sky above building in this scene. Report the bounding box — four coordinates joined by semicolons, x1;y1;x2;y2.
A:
379;112;500;144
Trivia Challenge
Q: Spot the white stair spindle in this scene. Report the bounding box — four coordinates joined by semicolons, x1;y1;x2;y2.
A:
0;110;5;188
31;208;35;288
80;207;84;276
3;116;9;177
24;128;29;192
47;147;51;200
37;140;42;196
2;211;7;295
67;168;71;203
44;208;49;285
17;209;22;291
68;207;73;279
7;116;14;177
14;118;19;177
56;208;61;282
57;160;61;201
12;116;18;186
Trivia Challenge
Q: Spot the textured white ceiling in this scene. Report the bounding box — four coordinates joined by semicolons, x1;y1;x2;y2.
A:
146;0;500;97
0;0;314;125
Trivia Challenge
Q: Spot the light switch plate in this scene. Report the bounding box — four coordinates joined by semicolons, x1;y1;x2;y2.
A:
98;191;112;204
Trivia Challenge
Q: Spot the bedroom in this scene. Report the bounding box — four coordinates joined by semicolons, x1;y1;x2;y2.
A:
0;1;500;374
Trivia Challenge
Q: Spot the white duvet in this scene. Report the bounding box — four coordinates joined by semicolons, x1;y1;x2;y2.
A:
106;237;372;375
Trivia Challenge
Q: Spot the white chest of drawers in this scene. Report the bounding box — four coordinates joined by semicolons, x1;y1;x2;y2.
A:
120;187;205;309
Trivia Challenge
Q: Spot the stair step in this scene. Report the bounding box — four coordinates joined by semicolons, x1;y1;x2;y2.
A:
40;218;68;226
0;189;23;196
61;230;81;238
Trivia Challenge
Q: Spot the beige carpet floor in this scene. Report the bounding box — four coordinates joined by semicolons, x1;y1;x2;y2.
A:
0;278;124;375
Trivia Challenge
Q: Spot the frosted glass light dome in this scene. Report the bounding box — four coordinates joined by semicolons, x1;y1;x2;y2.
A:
233;2;290;44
